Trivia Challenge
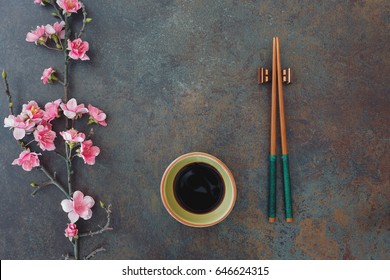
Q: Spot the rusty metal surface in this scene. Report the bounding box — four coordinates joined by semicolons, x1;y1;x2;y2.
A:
0;0;389;259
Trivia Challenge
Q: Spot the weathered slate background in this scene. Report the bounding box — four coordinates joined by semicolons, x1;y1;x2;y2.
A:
0;0;389;259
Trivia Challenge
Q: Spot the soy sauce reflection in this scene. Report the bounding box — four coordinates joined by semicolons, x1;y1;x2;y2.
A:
173;163;225;214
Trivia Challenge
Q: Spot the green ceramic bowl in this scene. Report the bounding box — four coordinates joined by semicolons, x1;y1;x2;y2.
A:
161;152;236;227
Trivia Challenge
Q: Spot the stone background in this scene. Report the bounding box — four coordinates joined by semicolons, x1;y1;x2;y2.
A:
0;0;389;259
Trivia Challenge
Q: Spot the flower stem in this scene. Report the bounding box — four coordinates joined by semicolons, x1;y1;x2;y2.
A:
2;74;14;115
66;146;73;195
38;166;70;199
63;15;70;104
49;0;64;22
62;14;79;260
42;43;63;51
73;238;79;260
76;2;88;39
79;205;113;238
84;247;106;260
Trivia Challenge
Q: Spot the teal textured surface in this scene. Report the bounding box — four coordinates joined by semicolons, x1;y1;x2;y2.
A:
282;154;293;219
268;155;277;219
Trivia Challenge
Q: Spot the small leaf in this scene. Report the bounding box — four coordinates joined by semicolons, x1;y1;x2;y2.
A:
8;102;13;108
2;69;7;79
99;201;106;208
30;182;38;187
51;12;58;17
86;18;92;23
88;117;96;125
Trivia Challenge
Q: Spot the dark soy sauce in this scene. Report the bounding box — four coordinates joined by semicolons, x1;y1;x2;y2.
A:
173;162;225;214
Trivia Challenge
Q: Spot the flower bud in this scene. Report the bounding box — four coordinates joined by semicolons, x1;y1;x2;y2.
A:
86;18;92;23
37;37;46;45
30;182;38;187
2;69;7;79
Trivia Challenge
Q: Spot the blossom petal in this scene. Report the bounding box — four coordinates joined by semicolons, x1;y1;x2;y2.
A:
22;161;33;171
68;52;79;60
83;195;95;208
67;98;77;110
61;199;73;213
72;191;84;206
63;110;76;119
81;209;93;220
4;116;15;127
13;128;26;140
80;54;90;61
44;24;56;35
68;211;79;223
95;113;106;122
26;32;38;42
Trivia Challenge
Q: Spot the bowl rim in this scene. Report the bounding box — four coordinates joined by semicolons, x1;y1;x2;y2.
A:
160;152;236;227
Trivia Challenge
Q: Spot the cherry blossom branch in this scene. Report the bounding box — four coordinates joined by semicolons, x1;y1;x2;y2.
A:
63;15;70;104
38;165;71;199
42;43;63;51
79;204;113;238
55;150;67;161
49;0;64;22
31;178;54;197
76;2;88;39
2;71;13;115
84;247;106;260
2;73;70;199
65;146;73;195
73;239;79;260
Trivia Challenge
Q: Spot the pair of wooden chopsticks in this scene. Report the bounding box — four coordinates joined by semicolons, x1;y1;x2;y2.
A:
268;37;293;223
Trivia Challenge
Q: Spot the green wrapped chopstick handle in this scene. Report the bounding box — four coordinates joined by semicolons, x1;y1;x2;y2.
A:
281;154;293;221
268;155;277;222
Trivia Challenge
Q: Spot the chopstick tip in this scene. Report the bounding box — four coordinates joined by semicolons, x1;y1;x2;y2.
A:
268;217;275;223
286;218;293;223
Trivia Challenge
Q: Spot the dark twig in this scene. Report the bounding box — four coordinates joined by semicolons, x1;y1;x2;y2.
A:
38;166;71;199
31;186;42;197
79;204;113;237
2;72;13;115
84;247;106;260
49;0;64;22
73;239;79;260
55;151;67;161
76;2;88;39
42;43;63;51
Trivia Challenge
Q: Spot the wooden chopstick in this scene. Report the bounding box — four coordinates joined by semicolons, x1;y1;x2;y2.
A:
268;37;277;223
275;37;293;222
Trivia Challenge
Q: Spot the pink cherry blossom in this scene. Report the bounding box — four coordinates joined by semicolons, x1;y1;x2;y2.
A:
64;223;78;240
34;0;43;5
43;99;62;122
12;150;41;171
88;105;107;126
34;124;56;151
45;21;65;39
26;25;46;44
60;129;85;143
61;191;95;223
22;101;44;124
4;115;36;140
57;0;82;14
67;38;90;61
60;98;88;119
41;67;55;85
78;140;100;165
